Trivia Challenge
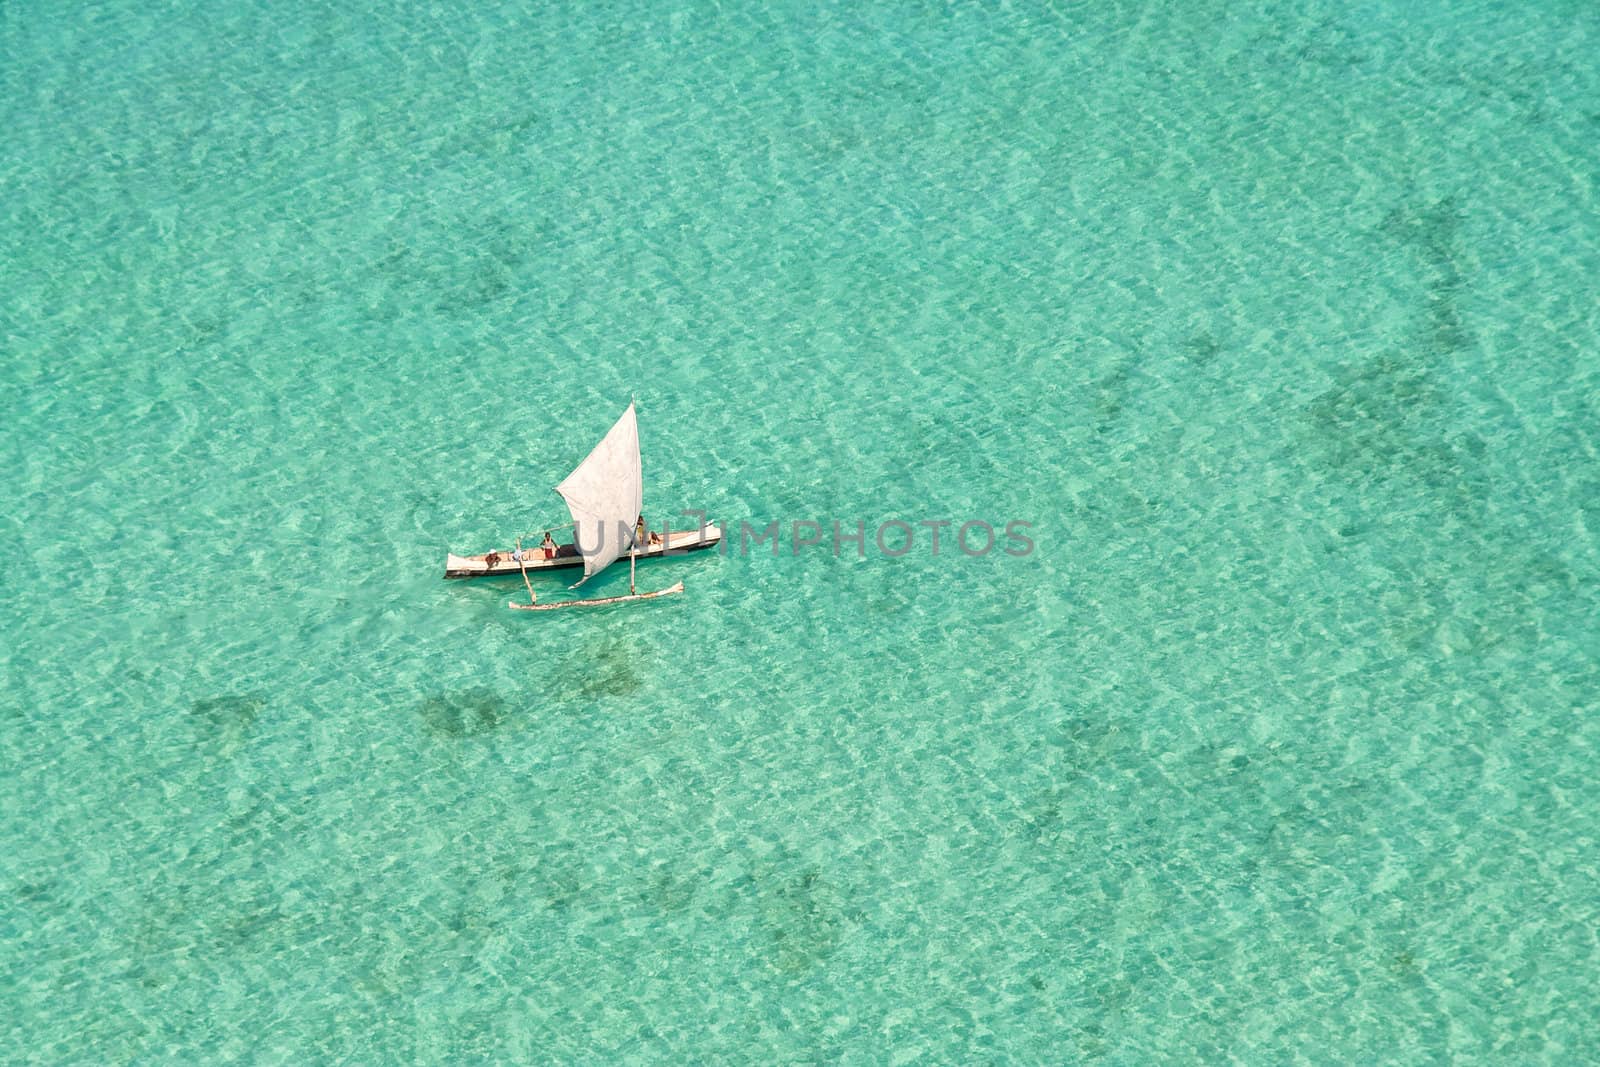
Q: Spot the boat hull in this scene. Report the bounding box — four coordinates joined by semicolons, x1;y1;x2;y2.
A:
445;527;722;579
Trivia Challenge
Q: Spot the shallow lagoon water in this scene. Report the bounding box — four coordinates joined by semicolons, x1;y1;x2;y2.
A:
3;0;1598;1060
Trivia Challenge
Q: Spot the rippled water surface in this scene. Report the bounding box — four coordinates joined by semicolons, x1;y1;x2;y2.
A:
4;0;1598;1060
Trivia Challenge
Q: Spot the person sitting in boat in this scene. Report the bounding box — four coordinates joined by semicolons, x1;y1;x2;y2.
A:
634;515;664;550
539;530;557;559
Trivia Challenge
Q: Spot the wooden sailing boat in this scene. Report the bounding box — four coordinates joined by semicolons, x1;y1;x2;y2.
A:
443;402;719;610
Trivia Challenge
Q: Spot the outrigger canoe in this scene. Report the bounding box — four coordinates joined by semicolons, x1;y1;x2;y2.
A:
445;401;716;609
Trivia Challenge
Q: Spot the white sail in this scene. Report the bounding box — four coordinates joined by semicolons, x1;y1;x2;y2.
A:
554;402;642;584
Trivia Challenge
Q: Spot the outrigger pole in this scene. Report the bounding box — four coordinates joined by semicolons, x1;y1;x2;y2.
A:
516;538;536;606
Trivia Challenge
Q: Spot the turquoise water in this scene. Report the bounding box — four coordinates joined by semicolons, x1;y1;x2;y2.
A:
4;0;1598;1060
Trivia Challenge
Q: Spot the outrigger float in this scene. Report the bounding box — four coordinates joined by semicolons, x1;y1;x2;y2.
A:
444;401;718;610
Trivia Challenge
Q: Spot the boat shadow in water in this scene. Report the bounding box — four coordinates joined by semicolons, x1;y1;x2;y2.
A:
740;848;854;976
570;636;643;700
190;693;266;758
417;687;509;740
